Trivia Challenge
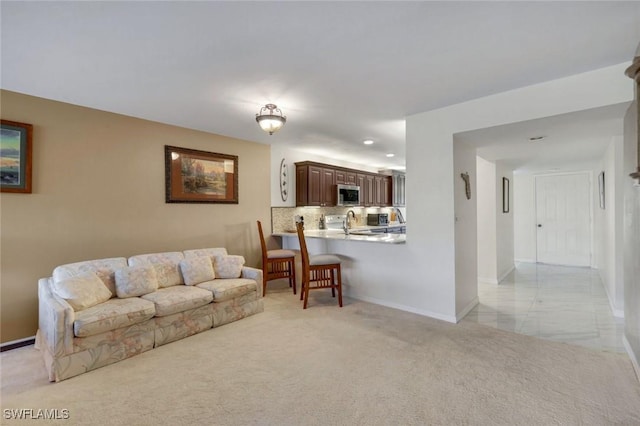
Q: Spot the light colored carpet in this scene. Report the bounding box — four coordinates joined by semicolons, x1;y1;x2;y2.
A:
2;286;640;425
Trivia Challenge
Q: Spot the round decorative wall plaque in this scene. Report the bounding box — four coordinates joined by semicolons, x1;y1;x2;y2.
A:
279;158;288;201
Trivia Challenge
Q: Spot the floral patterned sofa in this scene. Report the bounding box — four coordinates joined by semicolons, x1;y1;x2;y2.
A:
36;248;264;382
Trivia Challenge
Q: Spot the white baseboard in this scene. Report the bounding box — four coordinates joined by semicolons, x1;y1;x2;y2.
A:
346;293;457;324
456;296;479;323
623;335;640;383
478;265;515;285
497;265;515;284
514;258;536;264
597;269;625;318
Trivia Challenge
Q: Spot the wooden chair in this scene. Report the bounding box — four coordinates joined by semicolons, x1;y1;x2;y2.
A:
295;222;343;309
257;220;296;296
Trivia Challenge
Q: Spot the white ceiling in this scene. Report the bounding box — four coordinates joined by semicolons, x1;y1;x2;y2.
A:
456;102;630;173
1;2;639;171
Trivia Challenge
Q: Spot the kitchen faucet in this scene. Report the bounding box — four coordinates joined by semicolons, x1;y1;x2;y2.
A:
346;210;357;228
394;207;405;224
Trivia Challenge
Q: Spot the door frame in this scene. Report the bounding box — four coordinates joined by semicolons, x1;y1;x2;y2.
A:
533;170;594;267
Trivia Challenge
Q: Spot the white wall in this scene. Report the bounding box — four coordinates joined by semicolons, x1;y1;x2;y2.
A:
594;136;625;317
476;158;514;284
623;91;640;375
454;140;479;316
495;162;514;281
477;157;497;283
514;173;537;263
407;63;633;321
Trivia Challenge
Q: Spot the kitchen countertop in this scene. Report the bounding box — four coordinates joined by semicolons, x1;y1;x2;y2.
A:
273;226;406;244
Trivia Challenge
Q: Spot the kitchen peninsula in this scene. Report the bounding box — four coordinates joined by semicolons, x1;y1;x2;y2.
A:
272;217;413;317
275;228;405;244
272;213;406;244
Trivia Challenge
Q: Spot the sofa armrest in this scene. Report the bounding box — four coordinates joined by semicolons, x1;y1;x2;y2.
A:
38;277;74;357
241;266;263;298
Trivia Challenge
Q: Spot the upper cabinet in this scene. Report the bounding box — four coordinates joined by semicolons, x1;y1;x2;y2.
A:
335;169;357;185
296;161;392;207
392;171;406;206
296;163;336;206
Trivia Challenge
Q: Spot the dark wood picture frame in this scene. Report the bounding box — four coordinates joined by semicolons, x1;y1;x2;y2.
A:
165;145;238;204
1;119;33;193
502;177;510;213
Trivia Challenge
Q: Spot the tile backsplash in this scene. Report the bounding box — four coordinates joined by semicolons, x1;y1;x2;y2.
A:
271;206;398;233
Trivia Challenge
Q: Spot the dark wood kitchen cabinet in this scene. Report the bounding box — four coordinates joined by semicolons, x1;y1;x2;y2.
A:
296;162;336;206
335;170;357;185
296;161;390;207
355;173;374;206
381;176;392;206
372;175;392;207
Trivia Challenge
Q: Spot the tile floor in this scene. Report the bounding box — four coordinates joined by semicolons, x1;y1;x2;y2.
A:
463;262;625;353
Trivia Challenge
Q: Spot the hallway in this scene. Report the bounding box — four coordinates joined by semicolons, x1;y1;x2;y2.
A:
464;263;625;353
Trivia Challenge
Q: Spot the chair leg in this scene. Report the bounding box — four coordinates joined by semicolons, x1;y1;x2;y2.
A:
303;277;311;309
262;272;267;297
289;259;296;295
330;269;336;298
336;264;343;307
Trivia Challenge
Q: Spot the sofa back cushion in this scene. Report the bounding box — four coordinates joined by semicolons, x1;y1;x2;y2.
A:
179;256;215;285
183;248;228;260
115;265;159;298
53;257;128;298
128;252;184;288
213;255;245;279
53;271;113;311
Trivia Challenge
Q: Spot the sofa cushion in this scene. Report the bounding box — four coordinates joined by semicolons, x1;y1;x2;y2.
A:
73;297;156;337
141;286;213;317
179;256;215;286
53;257;128;297
128;252;184;288
115;265;159;298
183;248;228;259
213;255;245;279
196;278;257;302
53;271;113;312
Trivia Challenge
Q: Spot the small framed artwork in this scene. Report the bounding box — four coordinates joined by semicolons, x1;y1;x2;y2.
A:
598;171;605;209
1;119;33;193
502;177;510;213
165;145;238;204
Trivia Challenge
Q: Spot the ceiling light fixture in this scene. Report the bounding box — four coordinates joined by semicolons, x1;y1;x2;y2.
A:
363;140;374;145
256;103;286;135
386;153;395;158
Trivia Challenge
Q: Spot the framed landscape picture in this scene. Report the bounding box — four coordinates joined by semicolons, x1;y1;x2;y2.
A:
1;119;33;193
164;145;238;204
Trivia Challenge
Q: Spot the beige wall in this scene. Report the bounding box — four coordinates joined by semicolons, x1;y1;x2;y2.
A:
0;90;271;343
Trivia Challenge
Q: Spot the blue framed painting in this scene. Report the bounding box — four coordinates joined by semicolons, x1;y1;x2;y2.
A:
1;119;33;193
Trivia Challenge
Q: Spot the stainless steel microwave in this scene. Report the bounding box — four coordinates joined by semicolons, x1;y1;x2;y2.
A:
337;184;360;206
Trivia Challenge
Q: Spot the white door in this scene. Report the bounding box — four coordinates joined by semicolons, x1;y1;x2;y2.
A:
535;173;591;266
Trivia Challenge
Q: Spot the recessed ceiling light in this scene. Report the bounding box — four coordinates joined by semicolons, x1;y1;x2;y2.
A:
528;136;546;141
386;153;395;158
363;140;374;145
